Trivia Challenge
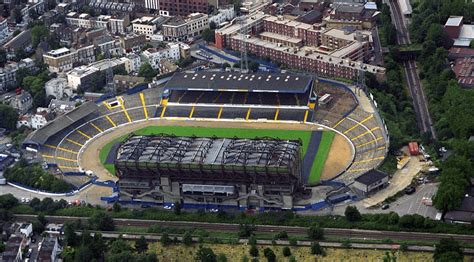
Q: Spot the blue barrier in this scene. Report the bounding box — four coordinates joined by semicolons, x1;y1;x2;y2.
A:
63;172;88;177
7;181;79;194
126;84;148;95
319;180;346;188
92;180;116;188
95;93;115;103
198;45;239;63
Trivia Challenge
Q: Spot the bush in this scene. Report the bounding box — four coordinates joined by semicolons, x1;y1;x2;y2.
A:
399;215;415;228
282;246;291;257
248;235;257;245
263;248;275;262
249;245;259;257
239;223;256;237
274;231;288;239
308;223;324;240
345;206;362;222
183;231;193;246
161;233;172;247
289;238;297;246
311;242;325;256
88;212;114;231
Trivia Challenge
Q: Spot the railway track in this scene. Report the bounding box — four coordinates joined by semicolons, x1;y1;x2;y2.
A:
14;214;474;243
387;0;436;139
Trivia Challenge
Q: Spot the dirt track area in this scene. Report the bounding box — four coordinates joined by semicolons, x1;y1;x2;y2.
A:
320;134;353;180
79;119;354;182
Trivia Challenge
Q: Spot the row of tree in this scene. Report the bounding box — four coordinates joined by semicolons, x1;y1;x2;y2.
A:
4;160;73;192
408;0;474;212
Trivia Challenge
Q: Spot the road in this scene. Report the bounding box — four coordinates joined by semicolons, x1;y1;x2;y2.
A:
14;214;474;243
388;0;436;139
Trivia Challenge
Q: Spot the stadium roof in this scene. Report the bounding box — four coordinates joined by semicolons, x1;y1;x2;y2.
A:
25;102;99;145
164;72;313;93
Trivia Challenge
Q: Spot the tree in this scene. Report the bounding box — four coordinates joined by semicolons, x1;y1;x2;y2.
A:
248;235;257;246
248;61;259;72
202;28;215;43
0;49;6;67
217;253;227;262
0;104;18;131
135;236;148;253
74;245;94;261
308;223;324;240
91;233;106;258
88;212;115;231
282;246;291;257
344;206;362;222
161;233;172;246
32;220;45;234
112;202;121;212
263;247;276;262
434;238;463;261
37;214;47;226
210;21;217;30
311;242;325;256
238;223;256;237
174;201;182;215
64;222;78;246
138;63;158;82
12;7;22;24
183;230;193;246
195;246;217;262
274;231;288;239
31;25;49;48
249;245;259;257
0;194;18;209
289;237;297;246
400;242;409;252
398;215;415;228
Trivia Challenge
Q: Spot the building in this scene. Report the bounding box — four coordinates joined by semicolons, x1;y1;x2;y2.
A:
0;16;9;43
123;53;142;73
66;12;130;35
208;5;235;27
31;108;56;129
67;58;127;90
353;169;388;195
444;181;474;224
151;0;209;16
43;45;95;72
45;78;73;100
120;34;147;53
114;75;146;92
158;59;178;74
141;44;180;69
0;58;35;92
37;237;59;262
215;12;268;49
443;16;474;47
162;13;209;41
18;223;32;237
3;29;32;55
0;235;27;262
325;2;378;30
116;135;302;209
48;99;76;114
131;16;163;38
10;91;32;114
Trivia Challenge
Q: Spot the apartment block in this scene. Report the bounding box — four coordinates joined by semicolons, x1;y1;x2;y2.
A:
155;0;209;17
141;43;180;70
162;13;209;41
43;46;95;73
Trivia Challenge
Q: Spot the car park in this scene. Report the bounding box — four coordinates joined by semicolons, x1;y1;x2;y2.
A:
405;186;416;195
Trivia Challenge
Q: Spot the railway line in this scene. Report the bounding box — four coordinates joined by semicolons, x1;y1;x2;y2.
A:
387;0;436;139
14;214;474;243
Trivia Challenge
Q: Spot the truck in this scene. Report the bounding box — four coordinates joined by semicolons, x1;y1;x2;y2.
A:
408;141;419;156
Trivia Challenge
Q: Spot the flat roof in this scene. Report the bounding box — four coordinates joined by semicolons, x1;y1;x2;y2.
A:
354;169;388;185
445;16;463;27
164;71;312;93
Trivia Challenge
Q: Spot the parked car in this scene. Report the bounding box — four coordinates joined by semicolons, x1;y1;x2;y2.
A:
405;186;416;195
381;204;390;210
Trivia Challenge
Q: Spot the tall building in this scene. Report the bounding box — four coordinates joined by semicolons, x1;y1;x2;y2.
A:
144;0;159;10
146;0;209;16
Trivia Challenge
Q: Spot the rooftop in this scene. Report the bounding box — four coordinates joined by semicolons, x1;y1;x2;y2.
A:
354;169;388;185
164;71;313;93
445;16;463;27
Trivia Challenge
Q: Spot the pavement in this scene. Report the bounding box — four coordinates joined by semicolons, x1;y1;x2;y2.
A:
362;156;424;207
0;184;110;206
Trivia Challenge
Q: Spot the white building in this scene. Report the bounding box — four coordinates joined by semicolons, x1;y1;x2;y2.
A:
67;58;127;90
10;91;32;114
144;0;159;10
124;53;141;73
45;78;73;100
0;58;35;92
141;44;180;70
66;12;130;35
162;13;209;41
43;46;95;73
132;16;162;38
0;16;9;43
209;5;235;27
19;223;33;237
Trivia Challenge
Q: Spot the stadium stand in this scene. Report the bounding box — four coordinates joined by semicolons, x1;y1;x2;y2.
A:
24;71;388;209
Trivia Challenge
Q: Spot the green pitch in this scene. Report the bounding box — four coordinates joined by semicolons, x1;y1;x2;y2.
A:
99;125;335;183
308;131;335;184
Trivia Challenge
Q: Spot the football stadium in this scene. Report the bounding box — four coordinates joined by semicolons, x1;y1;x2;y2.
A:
23;71;389;210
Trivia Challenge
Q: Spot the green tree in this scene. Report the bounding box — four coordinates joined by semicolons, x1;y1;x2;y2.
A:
0;49;6;67
195;246;217;262
202;28;215;43
248;235;257;245
174;201;182;215
0;104;18;130
311;242;325;256
74;245;94;261
32;220;44;234
308;223;324;240
138;63;158;82
282;246;291;257
434;238;463;261
161;233;172;246
345;206;362;222
263;247;276;262
112;202;121;212
183;230;193;246
88;212;115;231
31;25;49;48
238;223;256;237
249;245;259;257
135;236;148;253
217;253;227;262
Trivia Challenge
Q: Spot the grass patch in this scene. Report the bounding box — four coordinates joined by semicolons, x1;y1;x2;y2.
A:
308;132;335;184
99;125;336;183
